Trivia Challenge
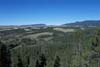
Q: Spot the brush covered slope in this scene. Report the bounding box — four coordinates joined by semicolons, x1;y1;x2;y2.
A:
0;27;100;67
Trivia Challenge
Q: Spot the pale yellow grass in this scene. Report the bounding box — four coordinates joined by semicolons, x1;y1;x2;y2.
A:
25;32;53;38
53;28;75;33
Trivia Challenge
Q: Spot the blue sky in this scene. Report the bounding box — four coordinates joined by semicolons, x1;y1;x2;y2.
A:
0;0;100;25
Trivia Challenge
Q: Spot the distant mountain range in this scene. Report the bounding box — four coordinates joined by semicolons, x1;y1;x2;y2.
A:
0;20;100;29
63;20;100;27
0;24;47;29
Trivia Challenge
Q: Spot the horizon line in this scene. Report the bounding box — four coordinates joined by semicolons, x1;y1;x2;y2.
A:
0;19;100;26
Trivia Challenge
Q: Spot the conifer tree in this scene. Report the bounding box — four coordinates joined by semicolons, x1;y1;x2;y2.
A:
0;41;11;67
54;56;60;67
17;56;24;67
35;60;40;67
39;54;47;67
35;54;47;67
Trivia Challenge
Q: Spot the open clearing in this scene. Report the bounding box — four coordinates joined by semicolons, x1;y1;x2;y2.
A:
25;32;53;38
53;28;75;33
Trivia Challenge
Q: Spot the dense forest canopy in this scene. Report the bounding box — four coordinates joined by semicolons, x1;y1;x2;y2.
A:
0;26;100;67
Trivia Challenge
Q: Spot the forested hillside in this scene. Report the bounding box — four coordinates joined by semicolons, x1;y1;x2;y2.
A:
0;27;100;67
64;20;100;27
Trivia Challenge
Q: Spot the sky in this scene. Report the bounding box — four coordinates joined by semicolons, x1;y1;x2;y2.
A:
0;0;100;25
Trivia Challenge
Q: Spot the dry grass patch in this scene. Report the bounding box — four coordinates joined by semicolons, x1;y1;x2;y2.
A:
53;28;75;33
25;32;53;39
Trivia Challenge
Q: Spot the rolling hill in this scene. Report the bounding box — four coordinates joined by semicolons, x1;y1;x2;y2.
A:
63;20;100;27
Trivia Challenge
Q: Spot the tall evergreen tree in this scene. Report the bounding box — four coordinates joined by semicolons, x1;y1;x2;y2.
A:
27;56;30;67
53;56;60;67
35;60;40;67
39;54;47;67
35;54;47;67
0;41;11;67
17;56;24;67
89;29;100;67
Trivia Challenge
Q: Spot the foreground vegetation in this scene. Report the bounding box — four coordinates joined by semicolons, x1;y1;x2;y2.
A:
0;27;100;67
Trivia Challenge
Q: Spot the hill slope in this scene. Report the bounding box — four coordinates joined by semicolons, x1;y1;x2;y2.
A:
64;20;100;27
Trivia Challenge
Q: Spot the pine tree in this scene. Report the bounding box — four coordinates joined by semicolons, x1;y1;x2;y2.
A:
0;41;11;67
27;56;30;67
39;54;47;67
35;60;40;67
35;54;47;67
54;56;60;67
17;56;24;67
89;29;100;67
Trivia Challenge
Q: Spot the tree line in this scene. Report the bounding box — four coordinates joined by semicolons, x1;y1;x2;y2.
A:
0;40;61;67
